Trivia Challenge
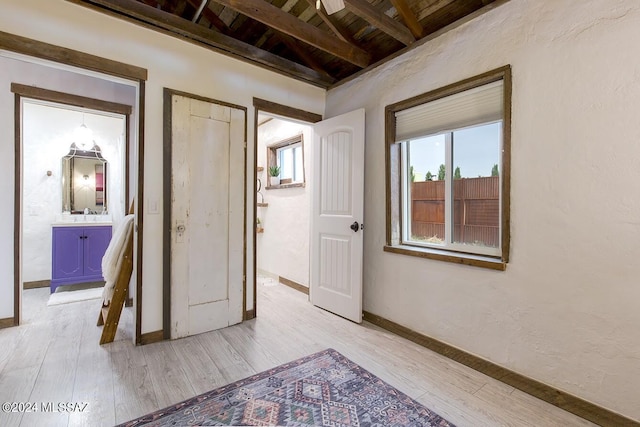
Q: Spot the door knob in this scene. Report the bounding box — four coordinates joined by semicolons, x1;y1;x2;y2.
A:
350;221;360;232
177;224;186;233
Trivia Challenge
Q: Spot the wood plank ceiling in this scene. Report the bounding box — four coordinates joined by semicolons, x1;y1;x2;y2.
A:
66;0;501;88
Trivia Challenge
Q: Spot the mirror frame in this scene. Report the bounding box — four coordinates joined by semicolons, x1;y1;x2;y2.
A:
62;142;108;214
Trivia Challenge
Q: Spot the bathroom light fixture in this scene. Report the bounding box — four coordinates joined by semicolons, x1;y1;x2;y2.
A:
317;0;345;14
75;113;93;149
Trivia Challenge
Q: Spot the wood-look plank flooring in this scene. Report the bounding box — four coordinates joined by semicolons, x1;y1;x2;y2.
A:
0;283;597;427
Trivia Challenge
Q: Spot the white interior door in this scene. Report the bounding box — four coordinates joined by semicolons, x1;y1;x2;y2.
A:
170;95;245;338
310;109;365;323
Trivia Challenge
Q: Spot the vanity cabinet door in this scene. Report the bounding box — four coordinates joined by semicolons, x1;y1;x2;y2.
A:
84;226;112;276
52;227;84;280
51;225;113;292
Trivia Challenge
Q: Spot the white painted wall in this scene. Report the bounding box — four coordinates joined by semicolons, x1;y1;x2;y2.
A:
0;0;325;329
257;118;312;287
325;0;640;419
22;102;125;283
0;54;136;318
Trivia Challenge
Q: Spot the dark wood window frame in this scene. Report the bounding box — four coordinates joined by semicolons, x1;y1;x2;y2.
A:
384;65;512;271
266;134;306;189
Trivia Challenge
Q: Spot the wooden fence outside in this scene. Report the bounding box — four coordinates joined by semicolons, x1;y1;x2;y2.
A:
411;176;499;247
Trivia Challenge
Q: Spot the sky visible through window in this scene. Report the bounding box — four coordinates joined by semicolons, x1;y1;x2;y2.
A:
409;121;501;180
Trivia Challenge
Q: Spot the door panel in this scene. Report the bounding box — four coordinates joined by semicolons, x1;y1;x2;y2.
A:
52;227;84;279
188;115;230;306
84;226;112;276
170;94;245;338
311;109;365;323
188;300;229;336
319;234;351;296
320;131;352;215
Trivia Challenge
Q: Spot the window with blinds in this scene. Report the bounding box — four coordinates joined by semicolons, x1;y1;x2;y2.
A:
385;66;511;269
394;80;503;143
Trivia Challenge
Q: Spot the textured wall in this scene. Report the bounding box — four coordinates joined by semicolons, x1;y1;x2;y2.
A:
326;0;640;419
256;118;312;287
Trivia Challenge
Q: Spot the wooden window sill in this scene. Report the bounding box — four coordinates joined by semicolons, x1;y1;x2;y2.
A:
266;182;305;190
383;244;506;271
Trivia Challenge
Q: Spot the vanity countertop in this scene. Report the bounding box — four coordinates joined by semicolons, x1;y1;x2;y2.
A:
51;221;113;227
52;220;113;227
53;213;113;227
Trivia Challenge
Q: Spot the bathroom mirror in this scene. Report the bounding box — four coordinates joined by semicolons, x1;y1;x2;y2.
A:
62;143;108;214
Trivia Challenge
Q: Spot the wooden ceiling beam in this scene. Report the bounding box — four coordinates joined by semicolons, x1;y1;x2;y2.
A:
190;0;211;22
249;0;295;47
297;3;319;22
153;0;185;15
343;0;415;46
278;34;335;80
185;0;227;31
304;0;358;46
389;0;424;39
211;0;370;68
417;0;456;21
255;28;275;49
173;0;187;17
69;0;335;87
280;0;299;13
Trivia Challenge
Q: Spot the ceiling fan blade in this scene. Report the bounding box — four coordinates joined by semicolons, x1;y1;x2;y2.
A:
320;0;346;15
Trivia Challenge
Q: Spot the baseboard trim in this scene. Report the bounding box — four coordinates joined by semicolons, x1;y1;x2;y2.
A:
278;276;309;295
0;317;15;329
23;280;50;289
244;309;256;320
363;311;638;427
138;330;164;345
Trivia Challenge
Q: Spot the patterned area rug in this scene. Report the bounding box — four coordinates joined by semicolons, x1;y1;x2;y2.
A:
118;348;455;427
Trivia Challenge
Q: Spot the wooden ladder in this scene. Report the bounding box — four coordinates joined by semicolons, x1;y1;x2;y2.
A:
97;220;134;345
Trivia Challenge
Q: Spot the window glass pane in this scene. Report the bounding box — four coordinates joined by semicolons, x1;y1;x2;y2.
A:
293;146;303;182
452;122;501;248
279;147;294;180
405;134;446;245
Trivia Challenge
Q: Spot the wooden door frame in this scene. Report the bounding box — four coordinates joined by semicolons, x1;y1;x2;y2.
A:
12;85;132;315
250;98;322;319
1;31;147;344
163;88;247;340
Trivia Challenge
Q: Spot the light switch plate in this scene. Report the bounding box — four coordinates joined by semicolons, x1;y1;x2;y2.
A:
148;198;159;214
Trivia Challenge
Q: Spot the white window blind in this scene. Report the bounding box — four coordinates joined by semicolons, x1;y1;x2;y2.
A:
395;80;504;142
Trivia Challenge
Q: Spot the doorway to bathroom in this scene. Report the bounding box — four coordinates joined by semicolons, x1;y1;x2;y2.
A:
19;97;129;318
1;36;146;343
16;89;133;332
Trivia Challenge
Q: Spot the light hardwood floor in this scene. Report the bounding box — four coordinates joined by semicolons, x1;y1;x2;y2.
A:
0;283;597;427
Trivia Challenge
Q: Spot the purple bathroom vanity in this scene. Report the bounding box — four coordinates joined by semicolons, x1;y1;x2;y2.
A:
50;223;112;293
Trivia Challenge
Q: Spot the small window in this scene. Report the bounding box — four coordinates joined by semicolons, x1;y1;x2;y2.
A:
385;66;511;269
277;142;303;183
267;135;305;188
